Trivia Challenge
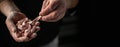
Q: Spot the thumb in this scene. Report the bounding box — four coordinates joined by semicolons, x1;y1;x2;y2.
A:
39;0;60;16
5;18;18;33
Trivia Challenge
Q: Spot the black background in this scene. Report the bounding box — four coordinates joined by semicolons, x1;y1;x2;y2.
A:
59;0;96;47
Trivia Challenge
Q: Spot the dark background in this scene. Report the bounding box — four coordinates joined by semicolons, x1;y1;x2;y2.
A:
59;0;96;47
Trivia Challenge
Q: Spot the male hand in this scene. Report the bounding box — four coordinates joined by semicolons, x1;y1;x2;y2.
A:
5;12;40;42
39;0;67;22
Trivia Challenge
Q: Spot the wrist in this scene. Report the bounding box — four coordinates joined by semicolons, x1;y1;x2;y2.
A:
66;0;79;9
0;0;21;17
7;11;20;18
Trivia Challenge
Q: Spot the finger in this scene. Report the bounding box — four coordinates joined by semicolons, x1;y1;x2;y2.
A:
24;24;32;37
31;16;41;26
23;24;32;38
39;0;60;16
41;0;49;9
17;18;28;30
31;26;40;33
34;21;40;26
30;25;37;33
35;26;40;32
17;30;30;42
24;33;37;42
17;30;24;38
27;26;40;38
49;6;66;22
41;4;66;22
14;33;37;42
23;18;32;30
29;16;41;26
15;32;36;42
45;10;66;22
17;36;29;42
29;33;37;39
16;18;25;26
19;18;29;30
22;18;29;26
11;32;28;42
17;23;23;30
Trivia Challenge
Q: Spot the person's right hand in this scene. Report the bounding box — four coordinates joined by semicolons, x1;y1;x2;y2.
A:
5;12;40;42
39;0;67;22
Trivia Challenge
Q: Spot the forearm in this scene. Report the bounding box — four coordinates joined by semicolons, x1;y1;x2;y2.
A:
0;0;20;17
66;0;79;9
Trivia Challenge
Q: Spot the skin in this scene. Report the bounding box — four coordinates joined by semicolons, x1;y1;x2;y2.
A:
39;0;79;22
0;0;40;42
0;0;79;42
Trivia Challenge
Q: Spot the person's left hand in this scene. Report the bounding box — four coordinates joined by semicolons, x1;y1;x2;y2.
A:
39;0;67;22
5;12;40;42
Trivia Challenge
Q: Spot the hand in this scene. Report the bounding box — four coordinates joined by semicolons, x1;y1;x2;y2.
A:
5;12;40;42
39;0;67;22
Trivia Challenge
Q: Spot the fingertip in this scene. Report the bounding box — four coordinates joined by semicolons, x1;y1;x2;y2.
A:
24;29;30;36
41;16;47;21
36;26;40;32
35;22;40;26
31;33;37;39
39;12;42;16
30;26;36;33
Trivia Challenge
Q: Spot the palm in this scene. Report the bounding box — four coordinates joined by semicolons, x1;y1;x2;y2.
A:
6;12;38;42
